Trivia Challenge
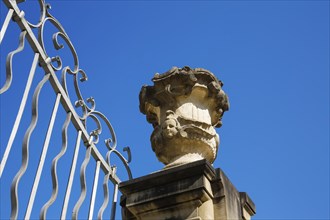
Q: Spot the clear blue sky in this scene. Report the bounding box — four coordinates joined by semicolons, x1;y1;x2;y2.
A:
1;1;329;219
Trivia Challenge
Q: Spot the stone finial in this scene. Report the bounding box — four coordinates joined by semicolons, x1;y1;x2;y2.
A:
139;66;229;168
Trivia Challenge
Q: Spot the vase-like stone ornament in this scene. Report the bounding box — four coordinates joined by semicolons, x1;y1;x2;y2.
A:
139;66;229;168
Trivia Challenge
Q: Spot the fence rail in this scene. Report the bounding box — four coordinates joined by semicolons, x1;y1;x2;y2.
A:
0;1;132;219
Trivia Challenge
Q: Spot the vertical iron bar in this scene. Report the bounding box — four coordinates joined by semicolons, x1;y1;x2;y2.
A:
10;74;50;220
0;53;39;178
40;112;72;220
0;8;14;44
61;130;82;220
110;183;119;220
98;150;112;220
24;93;61;220
72;146;92;220
1;30;26;94
88;161;100;220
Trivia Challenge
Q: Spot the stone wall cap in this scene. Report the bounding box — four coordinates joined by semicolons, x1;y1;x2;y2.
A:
119;159;215;194
240;192;256;215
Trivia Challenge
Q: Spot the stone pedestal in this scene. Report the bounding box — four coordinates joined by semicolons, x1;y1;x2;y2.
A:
120;160;255;220
128;67;255;219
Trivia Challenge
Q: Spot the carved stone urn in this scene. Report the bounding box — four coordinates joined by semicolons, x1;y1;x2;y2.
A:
139;66;229;168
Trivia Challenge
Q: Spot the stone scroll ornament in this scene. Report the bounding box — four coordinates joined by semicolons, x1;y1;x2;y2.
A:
139;66;229;168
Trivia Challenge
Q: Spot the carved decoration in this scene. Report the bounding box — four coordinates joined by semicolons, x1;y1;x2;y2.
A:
139;66;229;168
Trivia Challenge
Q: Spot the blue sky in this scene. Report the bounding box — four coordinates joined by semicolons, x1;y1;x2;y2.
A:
1;0;329;219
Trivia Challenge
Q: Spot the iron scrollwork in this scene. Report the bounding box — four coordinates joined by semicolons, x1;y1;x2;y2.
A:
1;0;133;218
29;0;132;176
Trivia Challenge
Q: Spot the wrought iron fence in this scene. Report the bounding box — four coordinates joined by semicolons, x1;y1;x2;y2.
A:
0;0;132;219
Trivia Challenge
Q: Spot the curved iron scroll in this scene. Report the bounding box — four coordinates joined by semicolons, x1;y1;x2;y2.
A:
34;0;132;175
